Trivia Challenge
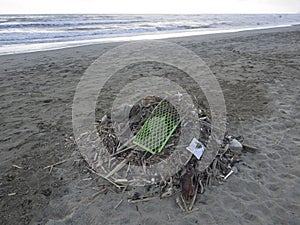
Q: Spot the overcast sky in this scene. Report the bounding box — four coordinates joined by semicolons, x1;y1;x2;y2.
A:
0;0;299;14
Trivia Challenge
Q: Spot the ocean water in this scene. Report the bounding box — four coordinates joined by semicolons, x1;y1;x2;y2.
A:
0;14;300;55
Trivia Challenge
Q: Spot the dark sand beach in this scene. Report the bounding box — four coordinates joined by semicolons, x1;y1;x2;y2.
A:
0;26;299;225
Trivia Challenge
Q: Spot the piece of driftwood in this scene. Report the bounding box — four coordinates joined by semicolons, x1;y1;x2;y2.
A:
86;167;123;189
242;144;258;153
105;153;133;179
128;196;157;203
44;159;68;169
114;199;124;209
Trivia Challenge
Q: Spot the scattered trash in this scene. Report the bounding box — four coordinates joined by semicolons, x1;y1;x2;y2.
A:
224;166;238;180
186;138;205;160
77;95;256;212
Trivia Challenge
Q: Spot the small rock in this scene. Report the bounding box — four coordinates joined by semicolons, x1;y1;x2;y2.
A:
229;139;243;154
41;188;52;197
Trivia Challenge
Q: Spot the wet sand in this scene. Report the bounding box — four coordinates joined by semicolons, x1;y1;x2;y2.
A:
0;26;299;225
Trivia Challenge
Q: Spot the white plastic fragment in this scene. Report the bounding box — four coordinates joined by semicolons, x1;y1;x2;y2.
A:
175;91;183;101
229;138;243;153
100;114;107;123
224;166;238;180
186;138;205;160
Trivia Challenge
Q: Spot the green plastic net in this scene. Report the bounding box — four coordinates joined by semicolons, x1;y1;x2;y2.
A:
133;100;181;154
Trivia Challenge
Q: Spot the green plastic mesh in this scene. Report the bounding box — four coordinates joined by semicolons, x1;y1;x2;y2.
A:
133;100;180;154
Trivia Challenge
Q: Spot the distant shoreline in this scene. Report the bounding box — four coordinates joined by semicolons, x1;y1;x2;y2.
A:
1;14;300;55
1;23;299;56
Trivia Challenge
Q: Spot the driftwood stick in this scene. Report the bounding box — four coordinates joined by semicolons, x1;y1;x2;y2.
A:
128;196;157;203
86;167;122;189
189;184;198;211
221;143;230;157
44;159;68;169
180;194;188;212
105;153;133;179
176;196;185;212
198;179;204;194
114;199;123;209
242;144;258;153
12;164;22;169
112;145;135;157
115;136;135;153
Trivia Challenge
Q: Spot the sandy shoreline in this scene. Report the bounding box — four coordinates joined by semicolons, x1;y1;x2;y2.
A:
0;26;299;225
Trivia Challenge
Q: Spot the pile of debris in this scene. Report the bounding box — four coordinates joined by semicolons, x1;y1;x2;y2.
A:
81;96;256;211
